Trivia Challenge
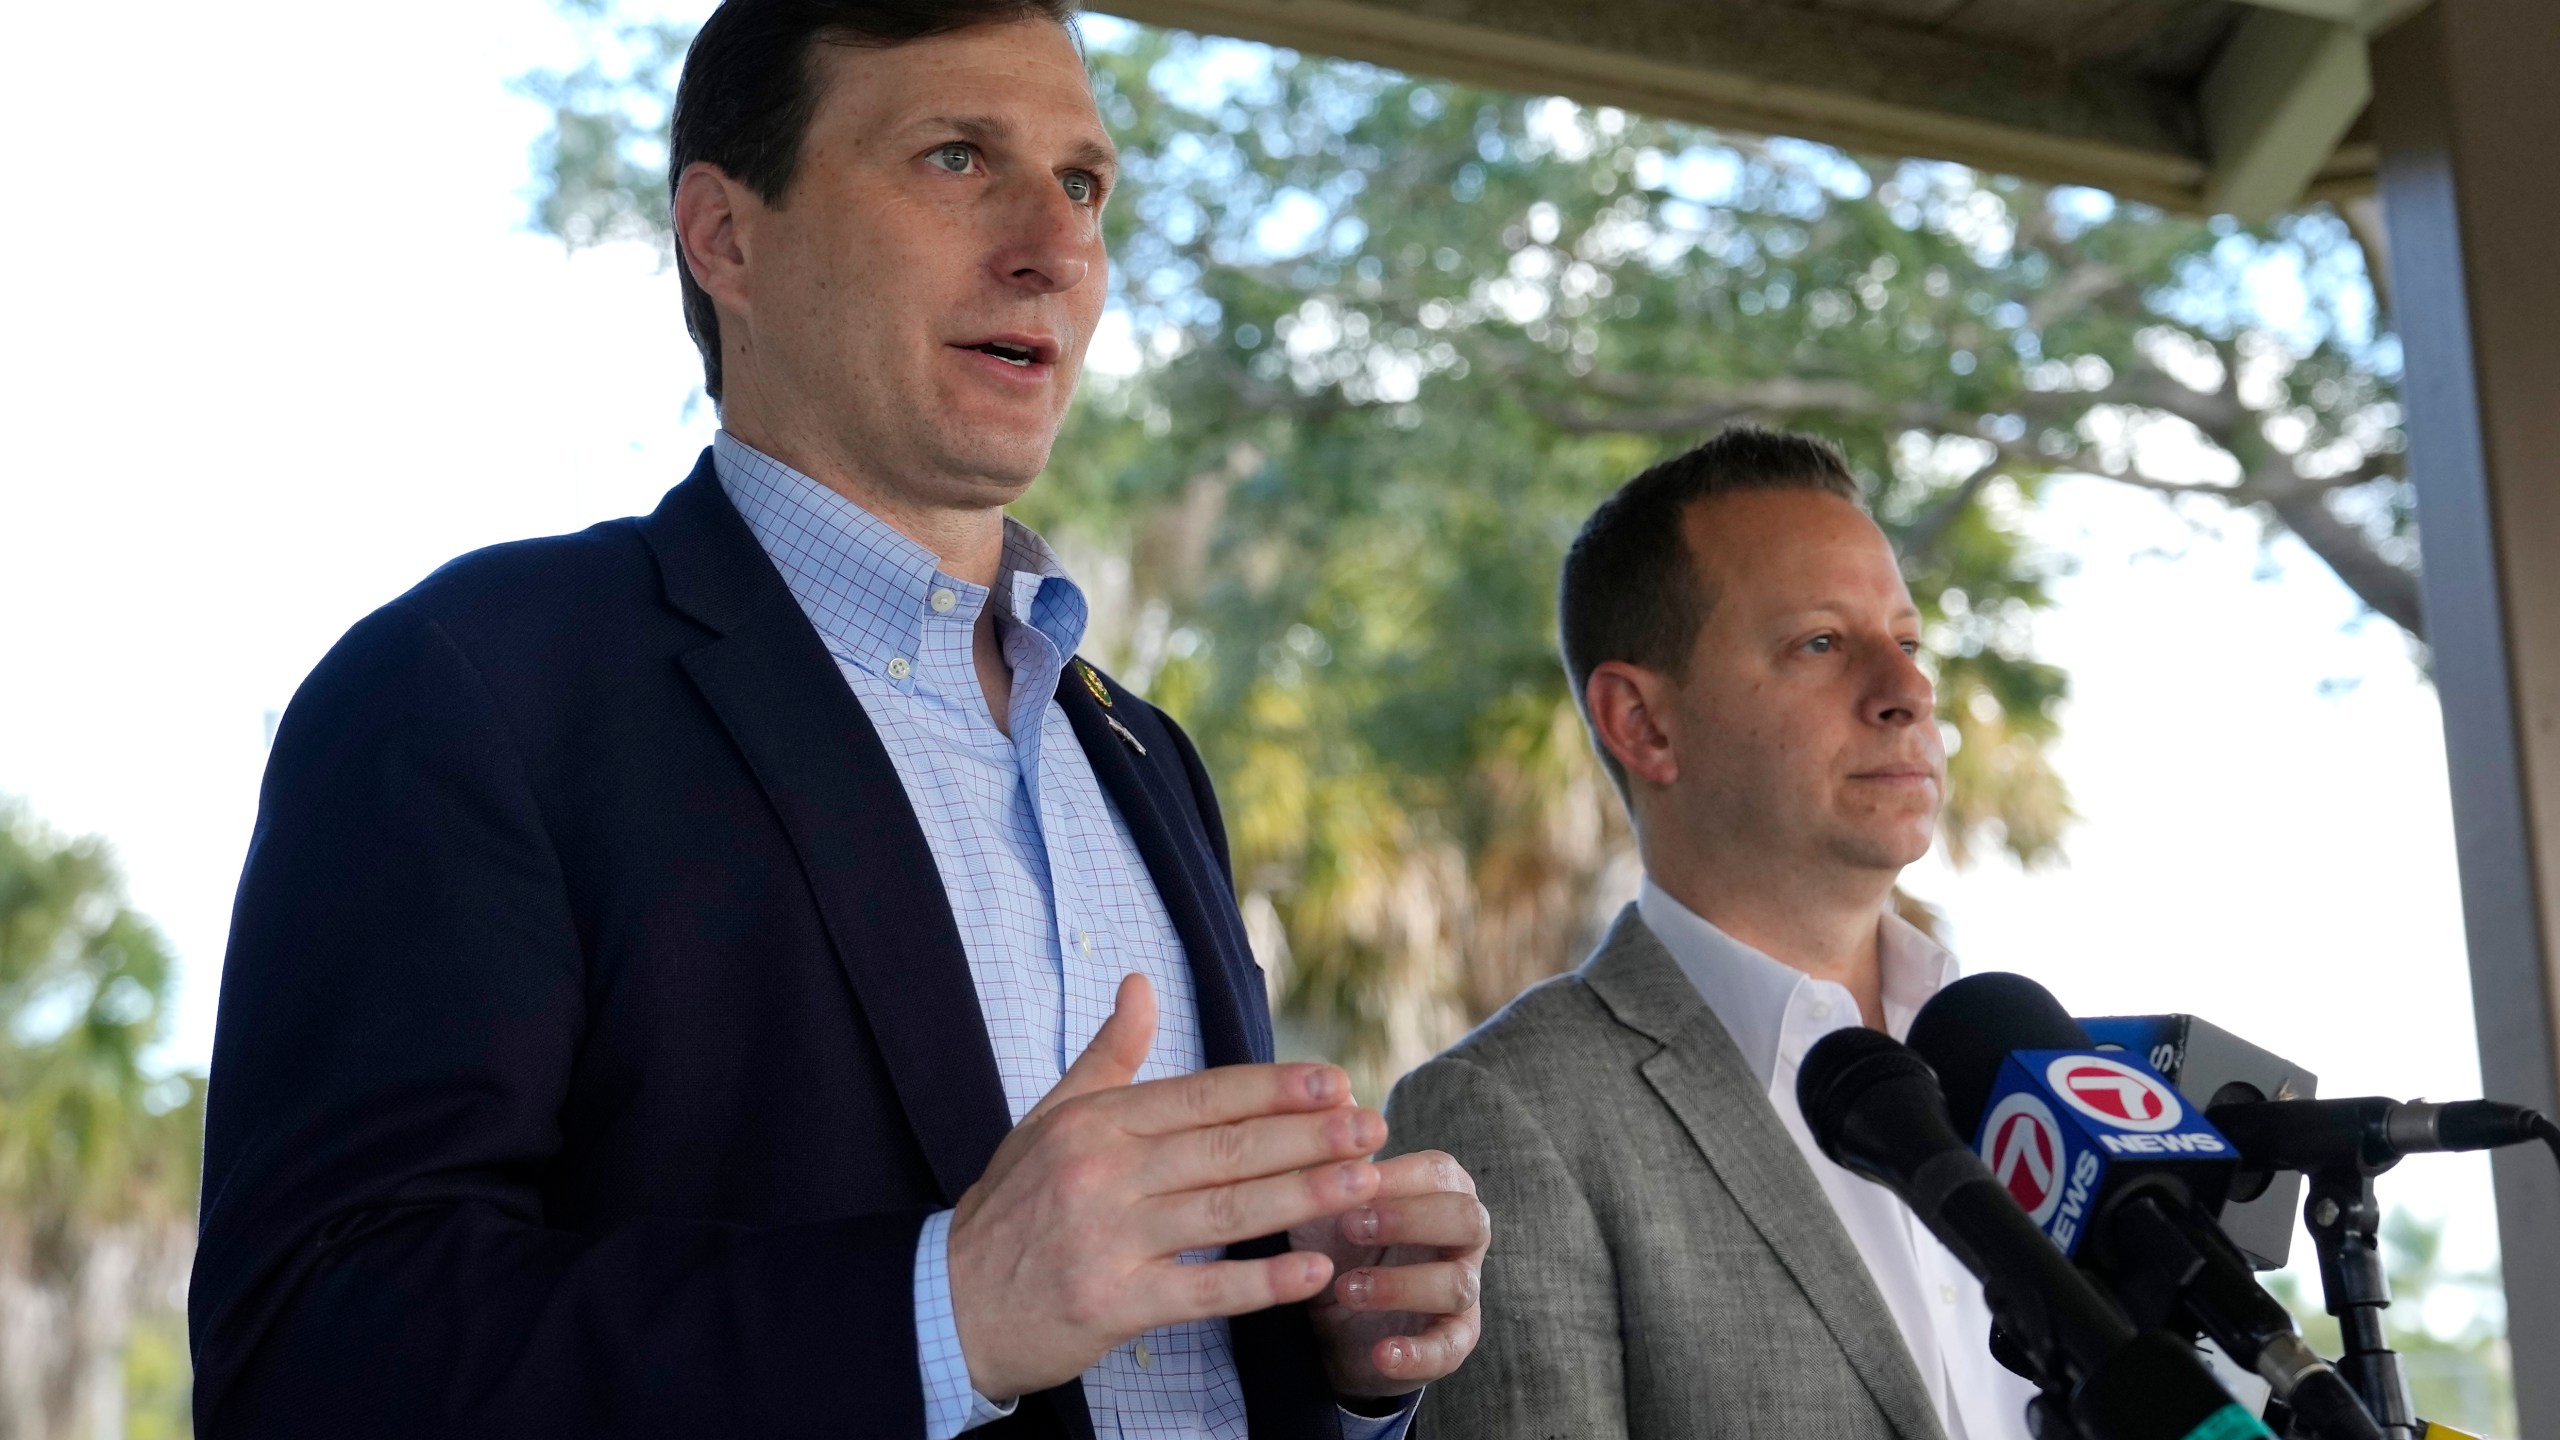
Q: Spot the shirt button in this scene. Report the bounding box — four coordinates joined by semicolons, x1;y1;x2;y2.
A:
1133;1341;1152;1369
930;588;957;614
886;656;913;681
1079;931;1095;955
1808;1000;1834;1022
1940;1282;1959;1306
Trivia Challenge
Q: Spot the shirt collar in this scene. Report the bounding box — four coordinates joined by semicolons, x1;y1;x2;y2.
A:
1637;875;1961;1091
711;431;1087;673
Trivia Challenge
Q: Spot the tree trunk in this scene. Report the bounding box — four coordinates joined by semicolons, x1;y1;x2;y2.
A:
72;1231;137;1440
0;1220;191;1440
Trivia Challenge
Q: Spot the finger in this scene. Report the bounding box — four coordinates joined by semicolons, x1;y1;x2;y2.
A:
1367;1312;1480;1387
1335;1190;1491;1254
1026;972;1157;1123
1136;1106;1386;1195
1127;1251;1335;1331
1365;1149;1478;1201
1101;1059;1355;1137
1150;1159;1382;1254
1335;1258;1481;1317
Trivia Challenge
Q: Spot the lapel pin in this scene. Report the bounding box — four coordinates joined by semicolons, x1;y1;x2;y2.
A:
1078;660;1114;708
1105;714;1148;756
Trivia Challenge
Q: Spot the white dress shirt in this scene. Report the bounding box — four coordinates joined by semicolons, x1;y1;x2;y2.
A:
1638;878;2040;1440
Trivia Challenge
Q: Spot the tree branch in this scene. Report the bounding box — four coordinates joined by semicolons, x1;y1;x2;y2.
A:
2026;259;2129;334
1900;449;2027;569
2264;488;2425;635
2100;455;2423;635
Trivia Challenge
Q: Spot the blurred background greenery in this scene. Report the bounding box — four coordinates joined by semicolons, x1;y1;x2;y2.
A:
0;2;2502;1436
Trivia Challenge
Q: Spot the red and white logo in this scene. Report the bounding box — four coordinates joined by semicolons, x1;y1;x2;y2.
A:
2045;1054;2185;1133
1980;1092;2067;1225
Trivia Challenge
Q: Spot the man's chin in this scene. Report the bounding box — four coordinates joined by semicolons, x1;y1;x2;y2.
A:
925;440;1056;504
1827;824;1938;876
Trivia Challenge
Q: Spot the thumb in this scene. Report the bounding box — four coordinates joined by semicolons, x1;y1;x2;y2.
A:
1027;971;1156;1122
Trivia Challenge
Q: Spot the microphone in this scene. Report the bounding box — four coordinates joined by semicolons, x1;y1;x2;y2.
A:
1909;976;2239;1259
1796;1026;2273;1440
1906;975;2380;1440
2080;1012;2319;1271
2206;1096;2559;1176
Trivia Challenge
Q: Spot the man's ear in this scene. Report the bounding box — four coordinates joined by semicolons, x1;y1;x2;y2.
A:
1585;661;1681;790
673;161;754;319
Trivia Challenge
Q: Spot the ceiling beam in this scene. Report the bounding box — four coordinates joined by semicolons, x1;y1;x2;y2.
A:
1100;0;2211;209
2201;9;2372;219
2230;0;2429;32
2230;0;2373;25
1099;0;2404;214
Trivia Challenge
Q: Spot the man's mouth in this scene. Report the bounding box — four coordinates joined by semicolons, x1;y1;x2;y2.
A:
955;335;1055;369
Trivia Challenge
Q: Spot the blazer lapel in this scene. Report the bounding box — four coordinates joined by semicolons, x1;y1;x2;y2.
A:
1584;908;1945;1440
1052;665;1268;1068
640;457;1015;1207
1056;665;1343;1440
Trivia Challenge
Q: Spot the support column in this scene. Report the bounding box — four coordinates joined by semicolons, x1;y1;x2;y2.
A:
2370;3;2560;1432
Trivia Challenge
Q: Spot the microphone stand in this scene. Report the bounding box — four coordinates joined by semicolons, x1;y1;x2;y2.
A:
2301;1164;2415;1440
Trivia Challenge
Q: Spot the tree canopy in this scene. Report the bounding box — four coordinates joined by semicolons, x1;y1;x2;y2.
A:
520;8;2408;1084
0;803;201;1439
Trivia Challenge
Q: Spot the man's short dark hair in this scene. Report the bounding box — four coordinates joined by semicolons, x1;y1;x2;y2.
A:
668;0;1080;402
1557;426;1866;791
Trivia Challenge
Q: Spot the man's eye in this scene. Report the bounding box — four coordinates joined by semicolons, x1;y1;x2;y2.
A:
1805;635;1837;654
929;143;977;175
1061;171;1098;204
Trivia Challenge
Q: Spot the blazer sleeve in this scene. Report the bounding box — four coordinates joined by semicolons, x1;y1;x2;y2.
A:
191;601;929;1440
1384;1054;1630;1440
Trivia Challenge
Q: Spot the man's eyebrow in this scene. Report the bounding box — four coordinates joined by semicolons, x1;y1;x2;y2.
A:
1767;601;1923;625
907;113;1118;173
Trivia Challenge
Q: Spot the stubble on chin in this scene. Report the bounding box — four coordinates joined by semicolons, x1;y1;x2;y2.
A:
1826;792;1942;874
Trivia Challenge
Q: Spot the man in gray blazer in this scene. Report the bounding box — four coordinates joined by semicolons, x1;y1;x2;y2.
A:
1386;427;2039;1439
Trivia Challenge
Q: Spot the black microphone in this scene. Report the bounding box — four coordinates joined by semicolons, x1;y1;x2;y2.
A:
1907;974;2380;1440
1796;1026;2271;1440
2207;1096;2558;1176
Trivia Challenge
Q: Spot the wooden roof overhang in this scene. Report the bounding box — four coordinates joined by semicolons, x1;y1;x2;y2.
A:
1101;0;2428;216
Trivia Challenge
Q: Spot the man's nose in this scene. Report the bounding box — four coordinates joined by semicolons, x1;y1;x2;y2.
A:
990;177;1095;295
1865;643;1934;728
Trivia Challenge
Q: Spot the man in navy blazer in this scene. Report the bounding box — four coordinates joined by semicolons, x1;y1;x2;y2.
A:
188;2;1487;1435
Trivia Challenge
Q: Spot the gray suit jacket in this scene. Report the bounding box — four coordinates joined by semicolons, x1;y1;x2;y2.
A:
1385;905;1949;1440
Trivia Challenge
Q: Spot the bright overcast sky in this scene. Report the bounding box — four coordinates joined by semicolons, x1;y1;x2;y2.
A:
0;0;2503;1318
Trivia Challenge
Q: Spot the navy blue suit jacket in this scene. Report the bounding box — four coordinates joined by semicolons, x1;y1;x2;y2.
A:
192;454;1341;1438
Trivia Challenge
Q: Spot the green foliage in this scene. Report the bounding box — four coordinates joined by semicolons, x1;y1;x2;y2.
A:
514;0;690;253
0;802;201;1236
0;800;202;1440
519;9;2408;1081
123;1309;194;1440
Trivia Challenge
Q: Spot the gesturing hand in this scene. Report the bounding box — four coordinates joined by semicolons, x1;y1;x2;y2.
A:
1291;1149;1490;1400
947;973;1389;1402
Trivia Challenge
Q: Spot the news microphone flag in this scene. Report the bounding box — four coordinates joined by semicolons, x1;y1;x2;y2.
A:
1975;1049;2239;1258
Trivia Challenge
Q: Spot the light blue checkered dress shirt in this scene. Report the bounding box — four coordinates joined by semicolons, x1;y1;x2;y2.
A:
714;436;1411;1440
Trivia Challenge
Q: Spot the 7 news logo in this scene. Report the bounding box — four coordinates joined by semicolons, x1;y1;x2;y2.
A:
1971;1050;2234;1255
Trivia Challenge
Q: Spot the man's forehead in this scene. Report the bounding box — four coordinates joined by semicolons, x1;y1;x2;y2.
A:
1682;490;1914;614
814;22;1109;147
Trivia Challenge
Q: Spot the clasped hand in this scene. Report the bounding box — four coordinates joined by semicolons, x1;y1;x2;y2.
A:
947;973;1487;1404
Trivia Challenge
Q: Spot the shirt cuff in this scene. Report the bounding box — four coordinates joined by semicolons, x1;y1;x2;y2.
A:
1338;1388;1423;1440
914;1209;1018;1439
